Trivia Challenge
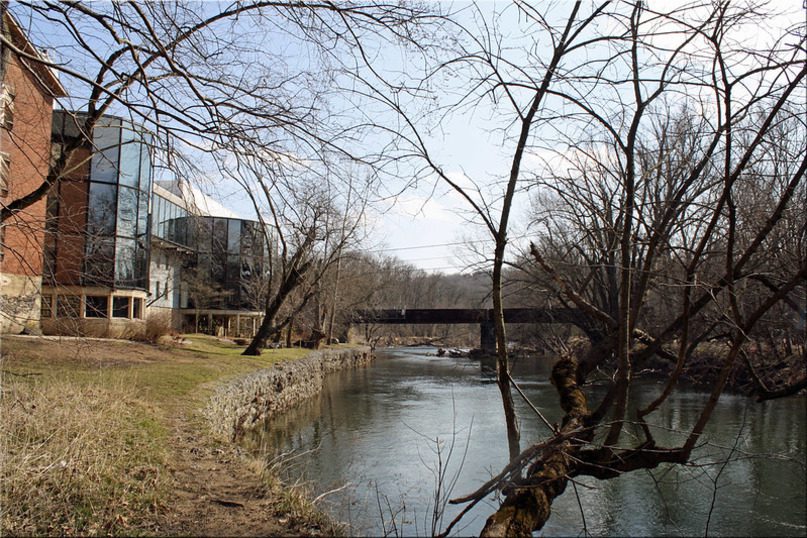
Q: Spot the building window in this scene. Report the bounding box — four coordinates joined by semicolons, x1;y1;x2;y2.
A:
57;295;81;318
0;84;14;130
132;298;144;319
85;296;109;318
40;295;54;319
112;296;130;318
0;152;9;197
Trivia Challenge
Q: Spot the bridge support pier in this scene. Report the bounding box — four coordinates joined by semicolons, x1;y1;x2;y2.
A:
480;320;496;354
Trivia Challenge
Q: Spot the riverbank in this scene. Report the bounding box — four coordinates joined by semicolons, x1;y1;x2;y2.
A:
0;335;369;536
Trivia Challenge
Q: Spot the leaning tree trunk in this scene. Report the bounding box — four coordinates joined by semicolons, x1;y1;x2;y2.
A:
481;355;591;537
243;260;312;356
243;311;278;355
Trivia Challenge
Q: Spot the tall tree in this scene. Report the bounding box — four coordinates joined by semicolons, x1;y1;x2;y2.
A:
338;0;805;533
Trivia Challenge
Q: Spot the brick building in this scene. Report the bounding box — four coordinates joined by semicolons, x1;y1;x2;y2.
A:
0;10;66;333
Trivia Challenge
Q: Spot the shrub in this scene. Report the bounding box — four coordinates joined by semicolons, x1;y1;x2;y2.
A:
142;311;173;343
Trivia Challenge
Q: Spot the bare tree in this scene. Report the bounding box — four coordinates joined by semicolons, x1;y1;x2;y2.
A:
0;1;442;225
334;0;805;533
468;3;805;534
223;154;369;355
339;0;622;463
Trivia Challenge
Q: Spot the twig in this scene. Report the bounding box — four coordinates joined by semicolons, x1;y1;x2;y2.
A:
507;371;556;433
312;483;352;504
212;498;244;508
704;407;747;536
571;479;588;537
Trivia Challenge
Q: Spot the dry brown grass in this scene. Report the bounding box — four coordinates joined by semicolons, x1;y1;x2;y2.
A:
1;376;168;535
0;335;330;536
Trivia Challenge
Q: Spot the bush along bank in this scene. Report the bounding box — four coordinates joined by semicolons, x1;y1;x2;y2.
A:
206;346;373;442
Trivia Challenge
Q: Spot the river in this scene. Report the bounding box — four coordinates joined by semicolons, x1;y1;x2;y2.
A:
244;346;806;536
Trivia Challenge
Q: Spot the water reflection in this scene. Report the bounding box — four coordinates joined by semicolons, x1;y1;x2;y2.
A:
245;347;806;537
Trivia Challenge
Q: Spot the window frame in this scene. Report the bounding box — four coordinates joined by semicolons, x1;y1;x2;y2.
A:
112;296;130;318
0;83;14;131
84;295;110;318
0;151;10;197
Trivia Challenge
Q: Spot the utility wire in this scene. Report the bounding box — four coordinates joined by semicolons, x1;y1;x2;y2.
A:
368;233;533;253
369;239;489;253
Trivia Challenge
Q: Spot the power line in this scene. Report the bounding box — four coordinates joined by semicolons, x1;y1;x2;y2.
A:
369;239;489;253
368;233;533;253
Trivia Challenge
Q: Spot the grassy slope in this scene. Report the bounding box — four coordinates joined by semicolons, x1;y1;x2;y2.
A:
0;335;313;535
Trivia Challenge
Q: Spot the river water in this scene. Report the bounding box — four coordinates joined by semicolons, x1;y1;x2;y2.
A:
245;347;806;536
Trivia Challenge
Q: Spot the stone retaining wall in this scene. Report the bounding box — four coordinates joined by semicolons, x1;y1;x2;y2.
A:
206;347;373;441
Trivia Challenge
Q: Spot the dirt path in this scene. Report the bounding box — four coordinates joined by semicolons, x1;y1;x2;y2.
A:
154;409;330;537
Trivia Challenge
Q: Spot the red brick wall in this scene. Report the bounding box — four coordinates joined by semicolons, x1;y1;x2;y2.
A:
0;49;54;277
52;174;89;286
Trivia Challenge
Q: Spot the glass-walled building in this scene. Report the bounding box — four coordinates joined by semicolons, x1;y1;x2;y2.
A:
41;111;152;336
180;215;270;337
148;181;271;338
189;216;268;310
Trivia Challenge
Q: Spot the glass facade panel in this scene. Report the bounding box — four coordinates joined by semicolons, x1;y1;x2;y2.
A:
227;219;240;253
138;135;152;192
226;254;240;288
156;195;166;238
196;218;212;252
84;237;115;286
168;204;178;241
240;256;255;280
85;295;109;318
90;119;121;183
116;186;137;238
55;112;82;140
212;218;227;251
114;238;136;286
118;125;141;188
134;239;148;289
112;296;130;318
196;252;211;277
174;216;188;246
87;181;117;236
211;250;226;282
137;193;149;237
241;221;260;257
